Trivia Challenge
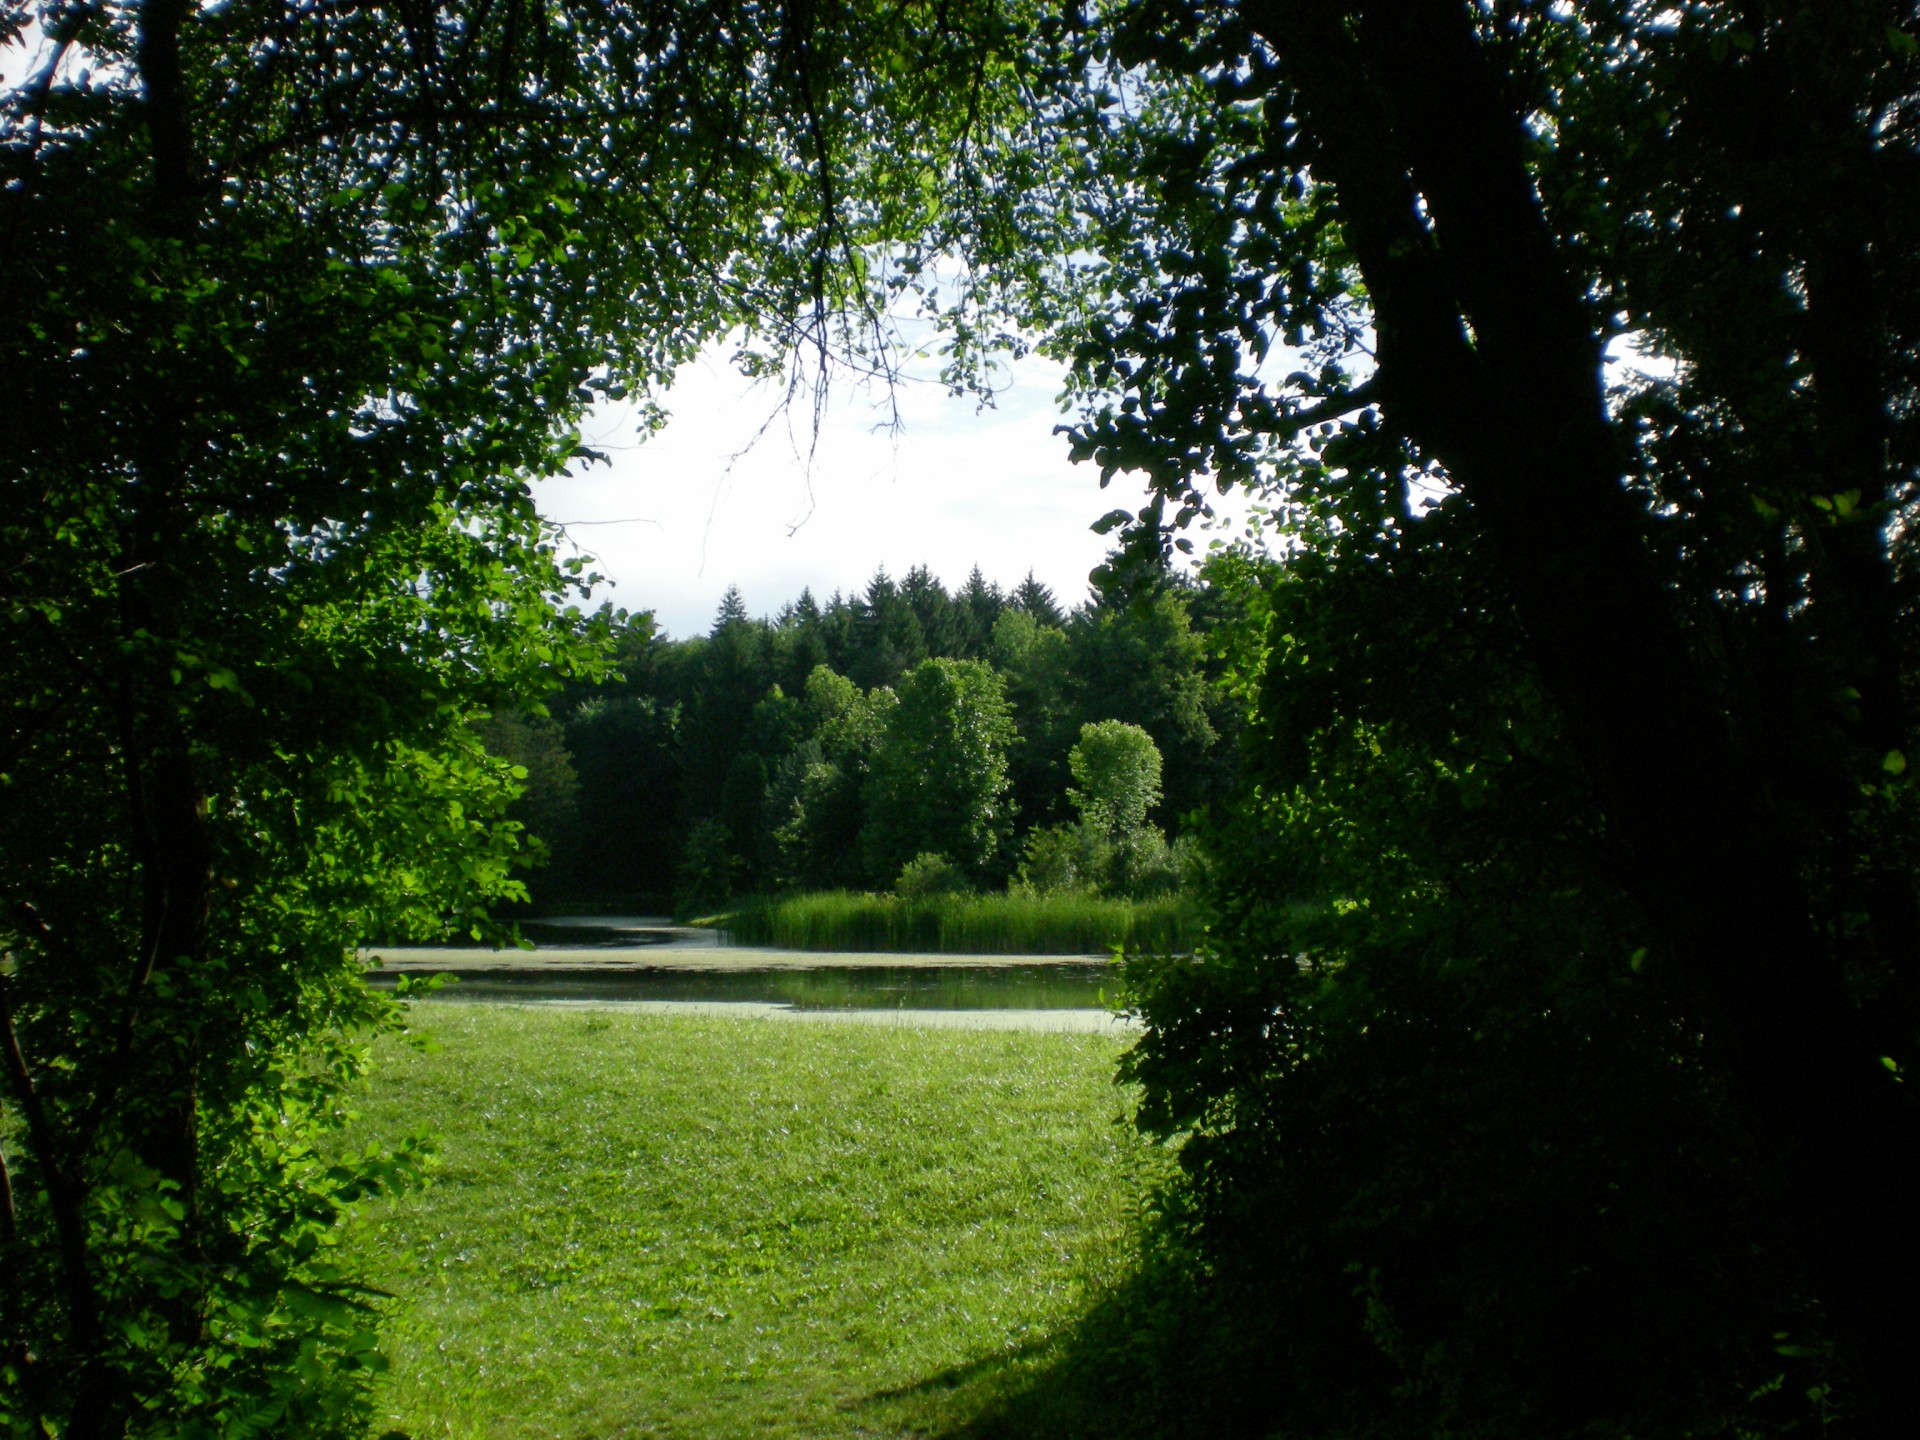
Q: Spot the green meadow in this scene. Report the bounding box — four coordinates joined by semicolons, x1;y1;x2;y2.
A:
340;1004;1166;1440
717;890;1196;955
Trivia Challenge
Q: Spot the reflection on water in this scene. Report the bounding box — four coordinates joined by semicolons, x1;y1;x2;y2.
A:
398;921;677;950
365;963;1113;1011
514;921;686;948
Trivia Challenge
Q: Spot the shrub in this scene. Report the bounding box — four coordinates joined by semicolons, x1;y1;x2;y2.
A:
1099;825;1179;900
894;852;973;898
1016;824;1091;895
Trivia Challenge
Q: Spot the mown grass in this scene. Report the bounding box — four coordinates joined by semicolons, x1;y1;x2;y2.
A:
339;1005;1166;1440
720;889;1196;955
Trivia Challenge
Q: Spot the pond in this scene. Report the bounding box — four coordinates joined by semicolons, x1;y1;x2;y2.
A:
361;916;1127;1028
363;962;1114;1011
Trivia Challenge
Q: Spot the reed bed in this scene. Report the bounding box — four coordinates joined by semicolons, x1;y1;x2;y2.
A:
720;890;1196;955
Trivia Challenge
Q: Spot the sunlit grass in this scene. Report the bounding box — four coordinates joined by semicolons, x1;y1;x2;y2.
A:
340;1004;1164;1440
720;890;1196;954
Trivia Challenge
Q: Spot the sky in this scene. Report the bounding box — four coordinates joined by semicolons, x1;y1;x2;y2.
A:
538;343;1202;640
540;332;1684;641
0;28;1233;642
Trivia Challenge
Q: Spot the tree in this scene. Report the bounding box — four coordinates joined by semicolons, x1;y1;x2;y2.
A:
1068;719;1172;898
980;1;1920;1431
772;666;896;889
956;565;1008;657
770;588;833;692
1009;571;1067;627
1110;497;1791;1438
0;1;1033;1431
1068;720;1162;838
863;658;1019;883
675;817;741;917
717;684;808;877
1065;584;1216;820
564;695;683;903
852;567;929;689
713;584;753;631
679;596;774;864
902;563;964;657
991;607;1079;831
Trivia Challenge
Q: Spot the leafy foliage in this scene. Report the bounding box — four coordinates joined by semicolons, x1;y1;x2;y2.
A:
892;852;975;899
0;0;1042;1432
1065;720;1177;898
953;1;1920;1433
863;658;1019;885
1067;721;1163;842
1109;512;1818;1437
539;568;1234;906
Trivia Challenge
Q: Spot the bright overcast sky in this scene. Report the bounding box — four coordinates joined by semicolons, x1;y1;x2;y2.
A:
538;343;1195;640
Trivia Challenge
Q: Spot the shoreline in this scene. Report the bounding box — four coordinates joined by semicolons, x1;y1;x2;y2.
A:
363;914;1115;973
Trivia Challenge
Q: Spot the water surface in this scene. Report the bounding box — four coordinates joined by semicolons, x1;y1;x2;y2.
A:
363;915;1125;1028
365;961;1112;1011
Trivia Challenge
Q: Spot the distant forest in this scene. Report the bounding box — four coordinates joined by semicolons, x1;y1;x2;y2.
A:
486;562;1247;912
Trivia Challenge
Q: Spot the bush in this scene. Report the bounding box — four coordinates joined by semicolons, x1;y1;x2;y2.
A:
1017;820;1183;902
894;852;973;898
1096;826;1178;900
1016;824;1091;895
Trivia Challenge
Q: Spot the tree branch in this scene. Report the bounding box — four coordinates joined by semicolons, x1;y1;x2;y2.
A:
1278;376;1382;437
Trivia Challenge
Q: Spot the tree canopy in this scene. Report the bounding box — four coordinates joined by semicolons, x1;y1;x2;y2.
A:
971;2;1920;1434
863;657;1019;883
0;1;1033;1433
1068;720;1163;844
518;566;1227;907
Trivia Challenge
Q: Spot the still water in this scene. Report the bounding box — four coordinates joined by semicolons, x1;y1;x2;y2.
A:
362;915;1127;1026
364;962;1113;1011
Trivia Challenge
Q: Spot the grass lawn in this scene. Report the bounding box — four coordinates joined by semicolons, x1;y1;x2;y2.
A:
339;1004;1164;1440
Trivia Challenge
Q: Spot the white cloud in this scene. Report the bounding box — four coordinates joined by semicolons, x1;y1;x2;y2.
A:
538;344;1174;637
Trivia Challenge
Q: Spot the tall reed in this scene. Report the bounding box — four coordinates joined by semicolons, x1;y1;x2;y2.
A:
720;890;1196;954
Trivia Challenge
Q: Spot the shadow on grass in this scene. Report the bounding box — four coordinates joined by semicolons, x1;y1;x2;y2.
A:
850;1255;1285;1440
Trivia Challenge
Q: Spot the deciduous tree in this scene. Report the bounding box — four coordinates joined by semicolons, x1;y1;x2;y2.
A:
998;0;1920;1430
0;0;1033;1430
863;658;1019;883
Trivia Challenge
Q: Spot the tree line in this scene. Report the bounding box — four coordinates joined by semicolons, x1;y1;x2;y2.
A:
486;562;1242;912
